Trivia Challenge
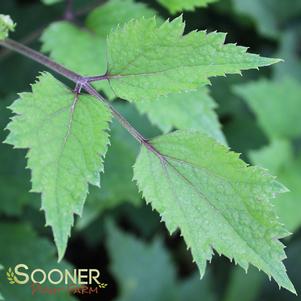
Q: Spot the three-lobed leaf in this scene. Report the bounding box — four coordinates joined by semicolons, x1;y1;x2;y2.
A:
106;16;280;103
5;2;292;293
5;72;111;260
134;130;295;293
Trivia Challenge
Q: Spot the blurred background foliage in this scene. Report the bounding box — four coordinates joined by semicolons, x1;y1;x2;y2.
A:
0;0;301;300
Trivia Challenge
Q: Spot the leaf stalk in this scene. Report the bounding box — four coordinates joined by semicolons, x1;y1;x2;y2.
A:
0;38;158;153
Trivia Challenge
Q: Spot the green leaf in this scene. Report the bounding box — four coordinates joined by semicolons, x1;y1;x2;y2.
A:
5;72;111;260
106;220;178;301
0;14;15;40
40;21;114;99
0;222;75;300
157;0;217;14
106;16;280;103
86;0;157;37
250;141;301;232
234;78;301;140
135;88;226;145
133;130;295;293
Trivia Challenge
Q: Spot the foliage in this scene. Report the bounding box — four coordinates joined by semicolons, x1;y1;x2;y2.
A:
1;0;301;300
134;130;294;292
5;73;111;259
106;16;279;103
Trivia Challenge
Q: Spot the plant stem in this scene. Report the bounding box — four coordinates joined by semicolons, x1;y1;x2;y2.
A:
1;39;81;82
0;38;159;154
85;74;109;82
64;0;75;21
0;0;107;62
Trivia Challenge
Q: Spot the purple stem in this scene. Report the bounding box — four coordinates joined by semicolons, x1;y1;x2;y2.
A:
86;74;109;83
0;38;161;156
64;0;75;21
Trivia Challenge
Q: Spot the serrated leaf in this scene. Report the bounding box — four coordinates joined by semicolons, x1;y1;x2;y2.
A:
106;16;280;103
40;21;114;99
0;223;75;300
133;130;295;293
157;0;217;14
0;14;15;40
86;0;157;37
135;88;226;145
234;78;301;140
5;72;111;260
250;141;301;232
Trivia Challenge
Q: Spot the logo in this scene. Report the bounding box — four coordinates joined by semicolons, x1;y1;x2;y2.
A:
6;267;16;284
5;264;108;296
